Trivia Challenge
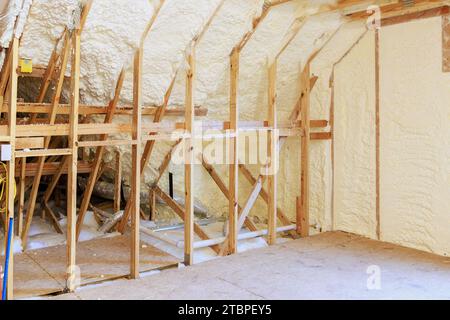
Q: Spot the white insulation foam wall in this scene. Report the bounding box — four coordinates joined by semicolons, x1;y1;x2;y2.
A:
333;16;450;256
379;17;450;256
334;31;377;239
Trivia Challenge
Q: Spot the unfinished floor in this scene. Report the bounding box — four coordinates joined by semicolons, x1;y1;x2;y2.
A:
41;231;450;300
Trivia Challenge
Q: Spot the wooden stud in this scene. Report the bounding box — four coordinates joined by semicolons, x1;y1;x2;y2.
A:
184;44;195;266
130;48;142;279
17;158;26;237
298;63;311;237
114;151;122;213
267;61;278;245
375;28;381;240
66;30;80;292
228;48;239;254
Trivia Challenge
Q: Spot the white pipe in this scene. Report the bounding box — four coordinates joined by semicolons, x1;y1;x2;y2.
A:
141;224;297;250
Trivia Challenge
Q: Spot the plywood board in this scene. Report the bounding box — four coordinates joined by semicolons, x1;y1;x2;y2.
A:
1;235;179;299
28;235;180;287
0;251;63;299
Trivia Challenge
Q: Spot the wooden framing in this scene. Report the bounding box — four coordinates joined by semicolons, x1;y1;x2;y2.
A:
267;61;278;244
444;12;450;72
298;63;311;237
130;47;142;278
375;28;381;240
21;31;71;248
3;0;445;299
228;48;239;254
66;28;81;292
184;43;195;265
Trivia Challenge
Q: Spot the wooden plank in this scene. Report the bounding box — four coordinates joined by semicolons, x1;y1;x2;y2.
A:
5;37;18;300
228;48;239;254
443;13;450;72
310;132;332;140
16;235;179;296
267;61;278;245
0;47;12;119
130;48;142;279
380;4;449;27
2;102;208;117
17;158;26;237
76;69;125;240
184;44;195;265
0;161;92;177
114;151;122;213
375;28;381;240
15;148;72;158
66;30;80;292
298;63;311;237
15;137;44;150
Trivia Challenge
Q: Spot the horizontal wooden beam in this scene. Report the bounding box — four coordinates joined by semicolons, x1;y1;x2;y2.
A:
0;161;92;177
0;120;328;138
2;102;208;117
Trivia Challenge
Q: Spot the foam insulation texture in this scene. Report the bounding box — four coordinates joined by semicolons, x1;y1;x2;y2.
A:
14;0;347;227
334;16;450;256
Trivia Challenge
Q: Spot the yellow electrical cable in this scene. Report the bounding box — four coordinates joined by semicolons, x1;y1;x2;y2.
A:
0;162;16;214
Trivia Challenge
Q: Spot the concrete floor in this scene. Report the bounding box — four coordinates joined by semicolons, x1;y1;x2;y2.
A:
45;231;450;300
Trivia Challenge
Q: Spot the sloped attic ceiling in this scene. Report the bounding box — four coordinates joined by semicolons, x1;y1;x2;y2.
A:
1;0;420;225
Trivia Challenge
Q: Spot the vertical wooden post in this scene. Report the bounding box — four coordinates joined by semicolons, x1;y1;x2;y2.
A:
66;30;80;292
298;63;311;237
375;28;381;240
5;37;18;300
17;158;26;237
228;48;239;254
184;44;195;266
114;151;122;213
267;61;278;245
130;48;142;279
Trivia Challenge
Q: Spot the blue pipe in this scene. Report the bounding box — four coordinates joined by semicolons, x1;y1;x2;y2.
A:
2;217;13;300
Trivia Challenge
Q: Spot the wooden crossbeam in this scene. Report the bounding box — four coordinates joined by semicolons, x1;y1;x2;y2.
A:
1;102;208;117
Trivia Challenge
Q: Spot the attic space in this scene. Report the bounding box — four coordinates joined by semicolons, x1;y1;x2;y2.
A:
0;0;449;301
